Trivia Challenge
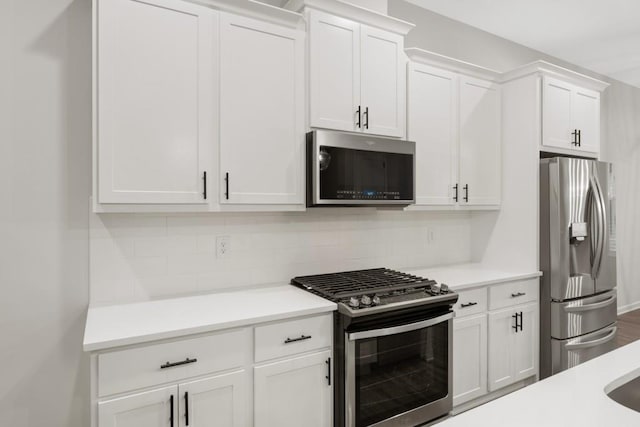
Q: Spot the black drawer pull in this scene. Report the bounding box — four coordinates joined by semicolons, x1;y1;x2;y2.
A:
284;335;312;344
460;302;478;308
160;358;198;369
511;292;526;298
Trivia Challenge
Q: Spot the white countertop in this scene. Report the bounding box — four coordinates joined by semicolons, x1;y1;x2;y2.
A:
83;285;336;352
436;339;640;427
407;263;542;291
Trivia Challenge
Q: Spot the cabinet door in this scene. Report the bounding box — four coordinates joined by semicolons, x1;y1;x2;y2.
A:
572;87;600;153
180;370;247;427
487;307;516;391
308;10;360;132
453;314;487;406
97;0;215;204
542;76;573;149
219;13;304;205
99;385;177;427
512;303;538;382
254;350;332;427
459;76;501;205
360;25;406;138
407;63;458;205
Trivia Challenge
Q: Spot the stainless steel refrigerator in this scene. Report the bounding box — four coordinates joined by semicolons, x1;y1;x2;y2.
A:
540;157;617;379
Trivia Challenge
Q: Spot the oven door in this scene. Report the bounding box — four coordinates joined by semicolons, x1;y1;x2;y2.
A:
345;312;453;427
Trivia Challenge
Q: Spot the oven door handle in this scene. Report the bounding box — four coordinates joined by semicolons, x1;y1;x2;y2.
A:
347;312;454;341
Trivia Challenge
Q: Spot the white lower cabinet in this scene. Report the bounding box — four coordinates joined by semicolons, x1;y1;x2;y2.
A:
488;302;538;392
180;371;246;427
453;314;487;406
254;350;332;427
98;385;176;427
452;279;539;409
92;314;333;427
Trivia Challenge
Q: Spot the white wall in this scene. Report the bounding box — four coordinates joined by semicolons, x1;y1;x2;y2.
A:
388;0;640;311
0;0;91;425
89;211;471;304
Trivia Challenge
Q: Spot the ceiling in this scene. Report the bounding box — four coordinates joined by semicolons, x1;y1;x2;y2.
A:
405;0;640;88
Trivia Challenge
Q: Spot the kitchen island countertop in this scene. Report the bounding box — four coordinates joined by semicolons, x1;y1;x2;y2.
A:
435;338;640;427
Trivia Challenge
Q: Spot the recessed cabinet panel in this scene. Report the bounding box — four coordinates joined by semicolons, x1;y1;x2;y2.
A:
453;314;487;406
99;385;177;427
180;371;246;427
308;10;360;132
407;63;458;205
219;13;304;205
572;88;600;153
97;0;215;204
459;76;501;206
542;77;573;149
360;25;405;138
254;350;332;427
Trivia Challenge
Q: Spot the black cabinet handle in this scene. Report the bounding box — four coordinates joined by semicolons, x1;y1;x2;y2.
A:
512;313;518;332
519;312;523;332
463;184;469;202
203;171;207;200
572;129;578;146
170;394;174;427
578;129;581;147
224;172;229;200
453;184;459;202
284;335;312;344
326;357;331;386
356;105;361;128
185;391;189;426
511;292;526;298
460;302;478;308
364;107;369;129
160;358;198;369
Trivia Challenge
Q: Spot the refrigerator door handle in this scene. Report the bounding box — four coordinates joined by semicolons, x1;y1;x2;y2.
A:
564;326;617;350
590;170;607;280
564;293;617;312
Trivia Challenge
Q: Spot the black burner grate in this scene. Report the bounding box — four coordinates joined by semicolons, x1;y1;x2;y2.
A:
291;268;436;300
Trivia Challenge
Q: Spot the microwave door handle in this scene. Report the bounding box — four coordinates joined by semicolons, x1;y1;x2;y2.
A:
347;312;454;341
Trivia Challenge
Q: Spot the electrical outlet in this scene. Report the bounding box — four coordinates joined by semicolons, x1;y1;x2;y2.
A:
426;228;435;244
216;236;231;259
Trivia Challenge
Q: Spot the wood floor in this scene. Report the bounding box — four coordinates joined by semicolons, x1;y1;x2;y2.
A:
616;308;640;348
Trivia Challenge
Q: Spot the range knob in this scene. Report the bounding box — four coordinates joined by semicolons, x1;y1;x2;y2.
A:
372;295;381;305
360;295;372;307
349;297;360;308
431;283;441;294
441;283;449;293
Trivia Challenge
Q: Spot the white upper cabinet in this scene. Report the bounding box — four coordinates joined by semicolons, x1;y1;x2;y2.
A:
96;0;216;205
542;76;600;154
219;12;304;206
360;26;406;137
307;8;410;138
308;12;360;132
407;63;458;205
407;50;502;209
459;76;502;206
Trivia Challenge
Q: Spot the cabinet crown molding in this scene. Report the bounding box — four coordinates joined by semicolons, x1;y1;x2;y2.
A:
285;0;415;35
405;48;502;82
501;60;610;92
187;0;304;28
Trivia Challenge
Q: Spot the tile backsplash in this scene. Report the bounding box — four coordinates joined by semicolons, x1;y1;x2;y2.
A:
89;210;472;305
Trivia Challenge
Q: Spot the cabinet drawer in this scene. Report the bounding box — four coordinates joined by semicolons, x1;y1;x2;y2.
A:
98;328;250;397
489;279;538;310
255;314;332;363
453;288;487;317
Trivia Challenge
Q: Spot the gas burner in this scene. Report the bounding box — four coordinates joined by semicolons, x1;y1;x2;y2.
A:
291;268;458;317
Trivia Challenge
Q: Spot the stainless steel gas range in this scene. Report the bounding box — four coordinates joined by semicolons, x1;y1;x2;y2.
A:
291;268;458;427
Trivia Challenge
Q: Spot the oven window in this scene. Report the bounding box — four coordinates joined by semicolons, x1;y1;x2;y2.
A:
354;323;448;427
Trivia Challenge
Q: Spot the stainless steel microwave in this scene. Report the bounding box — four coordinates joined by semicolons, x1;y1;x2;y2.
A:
306;130;416;207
